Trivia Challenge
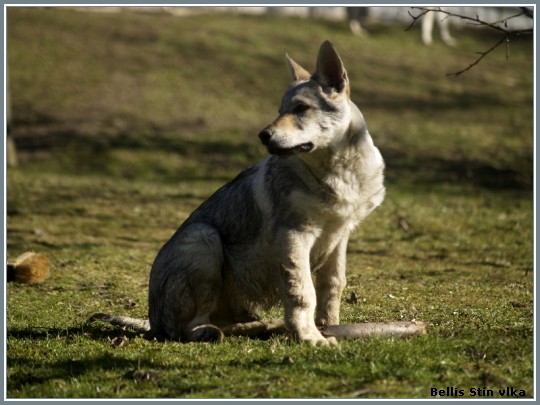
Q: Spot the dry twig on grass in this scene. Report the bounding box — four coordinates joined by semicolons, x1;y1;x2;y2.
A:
221;320;427;340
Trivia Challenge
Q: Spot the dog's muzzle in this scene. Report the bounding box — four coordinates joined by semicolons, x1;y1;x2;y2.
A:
258;129;314;156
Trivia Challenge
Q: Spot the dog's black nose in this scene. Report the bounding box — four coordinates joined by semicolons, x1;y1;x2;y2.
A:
258;129;272;145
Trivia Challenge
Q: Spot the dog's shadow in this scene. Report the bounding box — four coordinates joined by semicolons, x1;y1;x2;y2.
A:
7;323;153;343
7;321;280;344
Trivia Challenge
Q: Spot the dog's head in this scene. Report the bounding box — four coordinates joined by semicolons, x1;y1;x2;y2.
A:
259;40;359;157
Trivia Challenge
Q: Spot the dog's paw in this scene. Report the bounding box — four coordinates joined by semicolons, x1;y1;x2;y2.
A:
300;331;339;347
311;336;338;347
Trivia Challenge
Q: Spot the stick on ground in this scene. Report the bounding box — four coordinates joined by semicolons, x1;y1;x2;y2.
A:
221;320;427;340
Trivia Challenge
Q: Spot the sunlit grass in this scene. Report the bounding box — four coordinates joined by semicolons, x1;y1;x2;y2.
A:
6;7;533;398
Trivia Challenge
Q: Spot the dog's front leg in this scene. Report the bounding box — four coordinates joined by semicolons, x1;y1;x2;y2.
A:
278;229;338;346
315;236;348;326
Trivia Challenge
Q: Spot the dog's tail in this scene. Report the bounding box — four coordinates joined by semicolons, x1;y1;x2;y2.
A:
87;313;151;332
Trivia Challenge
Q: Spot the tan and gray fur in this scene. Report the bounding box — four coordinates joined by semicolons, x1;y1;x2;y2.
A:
97;41;385;346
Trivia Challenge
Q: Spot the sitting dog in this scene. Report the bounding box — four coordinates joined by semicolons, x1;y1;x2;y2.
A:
96;41;385;346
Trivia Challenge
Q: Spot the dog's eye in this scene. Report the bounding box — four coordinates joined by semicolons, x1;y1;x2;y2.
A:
292;103;310;114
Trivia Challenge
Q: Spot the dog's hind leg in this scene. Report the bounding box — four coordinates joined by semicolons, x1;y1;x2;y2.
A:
150;223;225;342
181;224;226;342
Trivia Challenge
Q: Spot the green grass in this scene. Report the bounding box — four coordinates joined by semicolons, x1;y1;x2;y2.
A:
6;7;534;399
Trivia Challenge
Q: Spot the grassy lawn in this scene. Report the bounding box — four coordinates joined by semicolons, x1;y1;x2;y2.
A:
6;7;534;399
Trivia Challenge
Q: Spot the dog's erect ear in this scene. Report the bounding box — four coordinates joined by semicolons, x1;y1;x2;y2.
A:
285;53;311;82
313;40;349;94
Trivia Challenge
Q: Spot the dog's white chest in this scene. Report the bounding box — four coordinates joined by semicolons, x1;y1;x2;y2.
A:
319;147;385;228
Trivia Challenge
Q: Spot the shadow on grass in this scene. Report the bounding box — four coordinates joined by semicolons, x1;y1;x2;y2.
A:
8;353;151;384
7;324;150;343
383;148;532;190
7;325;163;394
13;134;533;190
6;321;275;348
7;324;265;396
7;350;166;395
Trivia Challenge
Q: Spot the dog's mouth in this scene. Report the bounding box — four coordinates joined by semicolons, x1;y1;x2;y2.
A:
267;142;314;156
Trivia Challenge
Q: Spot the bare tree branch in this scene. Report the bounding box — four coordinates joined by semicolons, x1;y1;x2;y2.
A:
407;7;534;77
448;35;507;77
406;8;430;31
